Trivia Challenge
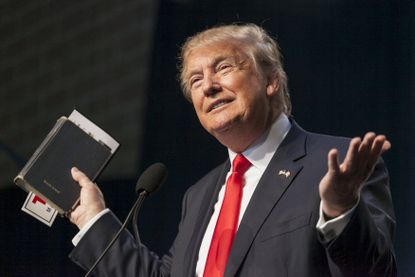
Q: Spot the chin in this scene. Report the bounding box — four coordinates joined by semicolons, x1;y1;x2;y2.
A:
208;120;238;137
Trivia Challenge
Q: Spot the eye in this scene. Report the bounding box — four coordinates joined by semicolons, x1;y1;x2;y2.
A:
189;76;202;89
218;63;232;72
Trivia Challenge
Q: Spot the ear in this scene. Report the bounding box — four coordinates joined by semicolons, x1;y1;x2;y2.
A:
266;75;279;97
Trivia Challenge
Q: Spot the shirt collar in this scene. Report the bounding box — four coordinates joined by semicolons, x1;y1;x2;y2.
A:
228;113;291;173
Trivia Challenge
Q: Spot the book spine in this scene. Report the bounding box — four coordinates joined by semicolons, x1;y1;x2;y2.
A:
17;117;67;178
14;178;65;215
14;117;68;216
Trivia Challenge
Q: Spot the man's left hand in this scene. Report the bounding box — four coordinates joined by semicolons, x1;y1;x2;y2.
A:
319;132;391;219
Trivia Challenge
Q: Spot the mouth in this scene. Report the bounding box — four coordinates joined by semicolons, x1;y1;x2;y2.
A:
207;99;233;113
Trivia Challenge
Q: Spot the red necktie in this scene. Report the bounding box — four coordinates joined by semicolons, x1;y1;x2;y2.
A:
203;154;252;277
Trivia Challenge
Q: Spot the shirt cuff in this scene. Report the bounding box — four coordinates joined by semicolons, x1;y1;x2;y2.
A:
72;208;110;246
316;199;359;243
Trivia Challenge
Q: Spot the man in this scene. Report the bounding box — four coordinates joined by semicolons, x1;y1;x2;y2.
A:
68;23;396;276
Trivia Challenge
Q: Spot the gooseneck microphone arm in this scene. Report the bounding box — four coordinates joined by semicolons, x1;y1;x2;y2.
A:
84;163;168;277
84;191;148;277
132;197;143;242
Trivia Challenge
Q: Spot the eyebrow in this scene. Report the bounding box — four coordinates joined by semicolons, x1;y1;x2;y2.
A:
187;55;233;78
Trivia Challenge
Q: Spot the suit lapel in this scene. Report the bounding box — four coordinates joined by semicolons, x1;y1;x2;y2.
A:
184;161;231;277
225;122;308;276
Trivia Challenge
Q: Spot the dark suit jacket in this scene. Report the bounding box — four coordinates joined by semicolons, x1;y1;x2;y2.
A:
70;122;396;276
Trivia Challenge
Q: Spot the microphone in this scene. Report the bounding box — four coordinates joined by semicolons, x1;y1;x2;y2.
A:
135;162;167;195
85;163;168;277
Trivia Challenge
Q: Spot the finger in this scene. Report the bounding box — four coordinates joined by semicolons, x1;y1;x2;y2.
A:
366;135;390;167
68;209;79;222
327;148;340;174
356;132;376;171
358;132;376;157
371;135;386;154
381;139;391;153
71;167;95;188
342;137;361;172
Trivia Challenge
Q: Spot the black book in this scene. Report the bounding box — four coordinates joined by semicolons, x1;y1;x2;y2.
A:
14;110;119;216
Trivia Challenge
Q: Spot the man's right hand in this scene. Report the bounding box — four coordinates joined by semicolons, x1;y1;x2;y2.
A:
68;167;106;230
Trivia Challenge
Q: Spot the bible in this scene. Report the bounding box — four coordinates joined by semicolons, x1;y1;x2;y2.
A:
14;110;119;216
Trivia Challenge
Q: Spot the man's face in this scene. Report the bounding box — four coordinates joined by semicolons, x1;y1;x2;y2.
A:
185;41;278;148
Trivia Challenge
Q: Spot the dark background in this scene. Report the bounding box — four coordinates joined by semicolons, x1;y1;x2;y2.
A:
0;0;414;276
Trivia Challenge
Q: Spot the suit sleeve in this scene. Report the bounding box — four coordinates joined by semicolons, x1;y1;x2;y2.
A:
69;187;192;277
322;158;397;276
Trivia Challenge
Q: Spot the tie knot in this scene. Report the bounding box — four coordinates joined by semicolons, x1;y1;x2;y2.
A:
232;154;251;174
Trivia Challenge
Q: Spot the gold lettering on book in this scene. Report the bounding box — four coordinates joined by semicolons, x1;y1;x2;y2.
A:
43;179;61;194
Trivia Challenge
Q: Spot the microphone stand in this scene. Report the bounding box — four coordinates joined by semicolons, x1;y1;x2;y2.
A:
132;199;142;242
84;190;148;277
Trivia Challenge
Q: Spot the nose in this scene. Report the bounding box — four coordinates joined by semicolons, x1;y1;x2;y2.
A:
202;74;220;97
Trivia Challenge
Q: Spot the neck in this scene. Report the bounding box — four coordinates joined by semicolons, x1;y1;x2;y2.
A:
218;111;282;153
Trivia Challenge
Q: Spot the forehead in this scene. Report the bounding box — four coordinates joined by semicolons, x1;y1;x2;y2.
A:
185;41;248;72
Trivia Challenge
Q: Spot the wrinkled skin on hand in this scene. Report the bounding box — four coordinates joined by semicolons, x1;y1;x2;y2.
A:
319;132;391;219
68;167;106;229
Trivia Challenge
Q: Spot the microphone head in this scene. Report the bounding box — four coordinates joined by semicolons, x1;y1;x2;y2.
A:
135;163;167;195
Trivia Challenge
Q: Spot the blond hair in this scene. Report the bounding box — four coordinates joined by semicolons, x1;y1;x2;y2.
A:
178;23;291;115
